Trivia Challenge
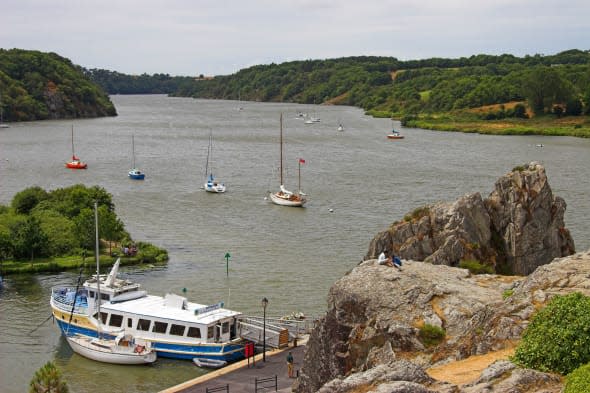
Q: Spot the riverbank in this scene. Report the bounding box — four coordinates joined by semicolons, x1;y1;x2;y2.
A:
0;251;167;275
402;113;590;138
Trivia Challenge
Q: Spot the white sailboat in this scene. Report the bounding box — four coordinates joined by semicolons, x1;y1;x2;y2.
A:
204;131;226;193
128;134;145;180
64;202;156;365
269;114;307;207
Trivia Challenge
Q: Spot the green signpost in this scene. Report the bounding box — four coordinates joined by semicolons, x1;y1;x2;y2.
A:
224;252;231;276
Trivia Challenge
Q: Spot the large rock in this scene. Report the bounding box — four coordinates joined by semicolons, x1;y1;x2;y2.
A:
365;162;575;275
295;250;590;393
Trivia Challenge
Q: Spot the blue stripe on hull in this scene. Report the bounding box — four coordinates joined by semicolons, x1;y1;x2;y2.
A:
56;320;244;362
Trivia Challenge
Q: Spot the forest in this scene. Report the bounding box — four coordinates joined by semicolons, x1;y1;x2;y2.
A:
0;185;167;273
0;49;116;122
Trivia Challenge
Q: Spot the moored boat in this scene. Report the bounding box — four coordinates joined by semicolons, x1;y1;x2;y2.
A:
192;357;227;369
387;131;404;139
65;126;87;169
51;259;245;362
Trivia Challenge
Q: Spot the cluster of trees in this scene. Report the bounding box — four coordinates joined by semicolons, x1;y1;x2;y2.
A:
171;50;590;118
0;185;130;262
0;49;116;122
83;68;195;95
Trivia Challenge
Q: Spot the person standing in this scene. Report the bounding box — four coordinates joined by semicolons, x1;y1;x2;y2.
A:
287;351;294;378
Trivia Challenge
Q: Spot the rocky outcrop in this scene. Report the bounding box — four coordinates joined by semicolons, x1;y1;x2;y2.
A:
366;162;575;275
295;250;590;393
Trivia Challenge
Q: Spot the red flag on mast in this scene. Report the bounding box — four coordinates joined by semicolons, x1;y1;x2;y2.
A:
299;158;305;164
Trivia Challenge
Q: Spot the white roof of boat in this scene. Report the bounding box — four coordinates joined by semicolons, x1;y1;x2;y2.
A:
101;294;241;325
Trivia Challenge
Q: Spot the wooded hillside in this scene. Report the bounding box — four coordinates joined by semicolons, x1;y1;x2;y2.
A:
0;49;116;122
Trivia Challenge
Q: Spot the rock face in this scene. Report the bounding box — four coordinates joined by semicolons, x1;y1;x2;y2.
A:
365;162;575;275
295;250;590;393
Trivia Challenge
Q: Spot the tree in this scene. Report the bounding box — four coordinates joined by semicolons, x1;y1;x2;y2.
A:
522;66;572;114
29;361;68;393
98;205;125;255
565;97;583;116
10;216;48;261
11;186;48;214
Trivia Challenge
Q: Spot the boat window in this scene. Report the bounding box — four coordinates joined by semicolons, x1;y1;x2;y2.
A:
170;324;186;336
89;291;95;298
152;321;168;334
127;318;133;328
101;293;110;301
187;327;201;338
100;312;108;325
109;314;123;327
137;319;151;331
207;326;214;339
222;322;229;334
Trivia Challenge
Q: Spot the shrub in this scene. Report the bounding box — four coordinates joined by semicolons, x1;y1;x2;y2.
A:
403;206;430;222
502;289;514;299
418;324;446;347
511;292;590;374
565;363;590;393
459;259;494;274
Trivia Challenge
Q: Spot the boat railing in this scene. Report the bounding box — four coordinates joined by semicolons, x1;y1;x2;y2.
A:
51;286;89;314
242;315;317;337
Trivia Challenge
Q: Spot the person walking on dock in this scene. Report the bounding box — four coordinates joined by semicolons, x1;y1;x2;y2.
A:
287;351;294;378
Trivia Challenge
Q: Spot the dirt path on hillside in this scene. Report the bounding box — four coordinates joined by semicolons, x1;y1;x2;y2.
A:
427;348;515;386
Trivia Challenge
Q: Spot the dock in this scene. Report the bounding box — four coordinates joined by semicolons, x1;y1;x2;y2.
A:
161;336;308;393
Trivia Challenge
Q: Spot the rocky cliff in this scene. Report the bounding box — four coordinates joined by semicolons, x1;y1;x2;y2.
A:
296;250;590;392
365;162;575;275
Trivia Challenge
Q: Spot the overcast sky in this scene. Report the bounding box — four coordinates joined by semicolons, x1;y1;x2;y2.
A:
2;0;589;76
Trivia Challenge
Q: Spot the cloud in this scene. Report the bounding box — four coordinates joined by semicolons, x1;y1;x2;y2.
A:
2;0;589;75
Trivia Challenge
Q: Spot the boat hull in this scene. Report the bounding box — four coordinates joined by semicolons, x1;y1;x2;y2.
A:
53;307;245;362
269;192;306;207
66;161;87;169
387;135;404;139
193;357;227;368
128;169;145;180
66;334;157;365
204;182;226;193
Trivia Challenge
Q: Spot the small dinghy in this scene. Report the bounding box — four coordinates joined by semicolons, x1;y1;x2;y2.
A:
193;357;227;369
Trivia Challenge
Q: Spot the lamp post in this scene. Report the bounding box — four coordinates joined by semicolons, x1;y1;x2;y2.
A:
262;297;268;362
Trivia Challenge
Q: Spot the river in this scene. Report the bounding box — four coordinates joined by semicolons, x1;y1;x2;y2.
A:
0;95;588;393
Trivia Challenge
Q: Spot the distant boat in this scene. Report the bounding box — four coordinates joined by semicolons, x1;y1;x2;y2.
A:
63;203;156;365
337;124;344;132
204;131;226;193
387;131;404;139
269;114;307;207
128;134;145;180
65;125;87;169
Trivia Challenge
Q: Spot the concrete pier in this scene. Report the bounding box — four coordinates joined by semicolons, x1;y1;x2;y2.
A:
161;337;307;393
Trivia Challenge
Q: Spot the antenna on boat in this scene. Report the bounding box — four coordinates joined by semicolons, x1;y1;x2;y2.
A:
94;201;103;339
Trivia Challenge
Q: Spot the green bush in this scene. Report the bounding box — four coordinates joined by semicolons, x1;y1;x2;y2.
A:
459;259;494;274
502;289;514;299
512;292;590;374
403;206;430;222
565;363;590;393
418;324;446;347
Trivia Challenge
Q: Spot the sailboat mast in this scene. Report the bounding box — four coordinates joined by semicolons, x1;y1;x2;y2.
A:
280;113;283;186
204;131;211;179
71;125;75;157
94;201;102;337
132;135;136;169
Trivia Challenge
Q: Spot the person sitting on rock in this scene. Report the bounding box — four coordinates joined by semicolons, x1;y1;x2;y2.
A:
378;251;394;267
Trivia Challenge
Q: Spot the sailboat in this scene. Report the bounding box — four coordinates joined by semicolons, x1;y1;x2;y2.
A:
128;134;145;180
65;125;87;169
269;114;307;207
204;131;226;193
64;202;156;365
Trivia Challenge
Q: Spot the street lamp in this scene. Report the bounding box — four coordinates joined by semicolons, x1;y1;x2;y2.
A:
262;297;268;362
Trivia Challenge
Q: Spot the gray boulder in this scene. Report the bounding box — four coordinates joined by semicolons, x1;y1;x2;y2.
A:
366;162;575;275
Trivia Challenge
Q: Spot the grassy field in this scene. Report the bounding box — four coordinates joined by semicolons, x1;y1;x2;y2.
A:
403;112;590;138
